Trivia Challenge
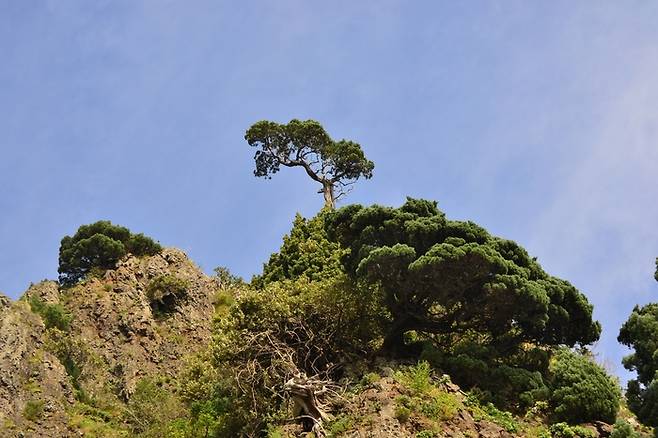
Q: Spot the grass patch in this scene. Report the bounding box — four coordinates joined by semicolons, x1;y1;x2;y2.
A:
395;404;411;423
465;393;519;433
419;390;459;420
327;414;356;437
395;361;433;395
23;400;45;422
28;297;72;331
392;363;462;426
361;372;381;386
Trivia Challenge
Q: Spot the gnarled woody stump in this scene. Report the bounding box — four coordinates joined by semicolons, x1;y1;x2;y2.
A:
284;374;335;436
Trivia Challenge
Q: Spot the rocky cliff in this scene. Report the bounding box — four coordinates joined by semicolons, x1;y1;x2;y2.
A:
0;249;218;437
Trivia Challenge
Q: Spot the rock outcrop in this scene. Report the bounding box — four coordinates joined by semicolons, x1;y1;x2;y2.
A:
0;249;218;437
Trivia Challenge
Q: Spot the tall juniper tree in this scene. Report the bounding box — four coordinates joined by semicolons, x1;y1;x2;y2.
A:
325;198;601;356
244;119;374;209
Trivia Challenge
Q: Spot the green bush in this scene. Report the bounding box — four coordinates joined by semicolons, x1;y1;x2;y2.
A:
44;328;91;402
395;361;433;395
124;378;187;437
549;423;597;438
28;297;72;331
548;349;621;424
58;221;161;286
611;420;641;438
394;405;411;423
422;342;550;411
146;275;189;315
184;275;385;436
465;394;519;433
213;266;244;288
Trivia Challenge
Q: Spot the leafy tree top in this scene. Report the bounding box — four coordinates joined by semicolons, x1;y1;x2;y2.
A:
245;119;374;208
252;211;346;288
58;221;161;286
325;198;601;353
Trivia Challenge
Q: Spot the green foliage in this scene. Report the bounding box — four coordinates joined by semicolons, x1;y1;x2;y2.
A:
393;363;462;424
419;391;459;421
361;372;381;386
394;404;411;423
266;425;288;438
465;394;519;433
23;400;45;422
43;328;103;403
619;303;658;390
549;423;597;438
327;415;355;437
28;297;72;331
423;341;550;411
611;420;642;438
548;349;620;424
146;275;189;315
526;425;552;438
58;221;161;286
124;378;187;437
326;198;601;356
245;119;374;208
179;275;382;435
619;301;658;427
213;266;244;288
176;351;244;436
67;402;128;438
395;361;433;395
252;212;347;288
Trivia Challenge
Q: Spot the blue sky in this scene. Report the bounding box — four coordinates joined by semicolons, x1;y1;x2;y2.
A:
1;1;657;380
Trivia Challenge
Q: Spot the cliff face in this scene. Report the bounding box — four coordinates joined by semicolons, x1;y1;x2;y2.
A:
0;249;218;437
0;293;74;436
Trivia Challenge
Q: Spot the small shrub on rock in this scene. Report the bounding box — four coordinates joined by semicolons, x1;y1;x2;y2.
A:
28;297;72;331
23;400;45;422
146;275;189;315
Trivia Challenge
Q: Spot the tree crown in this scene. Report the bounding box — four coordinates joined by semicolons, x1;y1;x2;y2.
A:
245;119;374;207
58;220;161;286
325;198;601;353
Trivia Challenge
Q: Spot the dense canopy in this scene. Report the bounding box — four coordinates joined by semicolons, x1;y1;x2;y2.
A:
326;198;601;354
58;221;161;286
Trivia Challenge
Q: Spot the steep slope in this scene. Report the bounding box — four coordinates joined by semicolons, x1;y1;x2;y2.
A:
0;293;74;436
0;248;218;437
274;362;647;438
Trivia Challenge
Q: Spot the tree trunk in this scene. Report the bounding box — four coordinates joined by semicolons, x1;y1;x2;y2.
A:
322;182;335;209
381;316;412;356
381;316;432;357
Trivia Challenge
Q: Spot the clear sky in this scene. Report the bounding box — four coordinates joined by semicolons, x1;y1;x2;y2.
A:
1;1;657;381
